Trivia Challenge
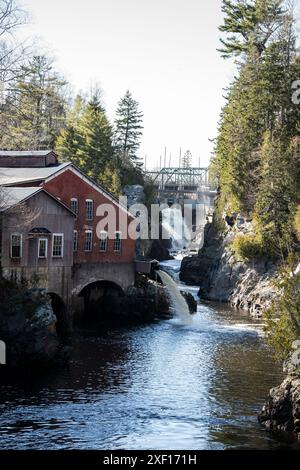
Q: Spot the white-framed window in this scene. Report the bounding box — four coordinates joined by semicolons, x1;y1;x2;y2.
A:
114;231;122;253
38;238;48;258
10;233;22;259
52;233;64;258
99;231;108;252
86;199;94;221
71;198;79;215
73;230;78;252
84;230;93;252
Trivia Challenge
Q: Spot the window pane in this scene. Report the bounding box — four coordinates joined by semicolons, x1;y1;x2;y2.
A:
100;232;108;252
114;232;121;252
73;231;78;252
52;235;63;257
84;231;92;251
38;239;47;258
86;200;93;220
71;199;78;214
11;235;21;258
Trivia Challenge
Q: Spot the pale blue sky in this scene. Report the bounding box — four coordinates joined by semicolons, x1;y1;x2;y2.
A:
21;0;237;167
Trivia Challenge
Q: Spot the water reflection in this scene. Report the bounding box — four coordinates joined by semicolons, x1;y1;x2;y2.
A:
0;298;294;450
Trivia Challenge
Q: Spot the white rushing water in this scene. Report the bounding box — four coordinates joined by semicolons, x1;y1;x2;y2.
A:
161;207;191;251
161;197;214;253
158;269;192;324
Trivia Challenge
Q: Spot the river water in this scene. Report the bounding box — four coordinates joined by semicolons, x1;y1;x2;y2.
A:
0;260;288;450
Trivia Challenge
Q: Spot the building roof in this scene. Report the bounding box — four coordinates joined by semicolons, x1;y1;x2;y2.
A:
0;187;41;210
0;162;134;219
0;186;76;216
0;150;57;157
0;163;70;186
29;227;52;235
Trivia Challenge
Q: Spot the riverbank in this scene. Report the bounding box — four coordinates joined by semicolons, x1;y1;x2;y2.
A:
180;216;278;317
0;265;287;450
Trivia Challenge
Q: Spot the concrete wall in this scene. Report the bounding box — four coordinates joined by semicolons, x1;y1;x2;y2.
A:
72;262;136;295
1;266;73;307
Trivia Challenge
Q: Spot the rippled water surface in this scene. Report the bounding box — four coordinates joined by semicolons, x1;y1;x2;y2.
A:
0;261;288;450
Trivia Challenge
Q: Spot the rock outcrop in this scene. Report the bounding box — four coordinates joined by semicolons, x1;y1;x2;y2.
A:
258;341;300;441
180;216;278;316
84;274;172;327
123;185;145;207
180;291;197;314
0;279;66;372
123;185;172;261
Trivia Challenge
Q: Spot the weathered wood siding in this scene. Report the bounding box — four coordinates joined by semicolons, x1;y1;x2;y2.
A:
1;191;74;269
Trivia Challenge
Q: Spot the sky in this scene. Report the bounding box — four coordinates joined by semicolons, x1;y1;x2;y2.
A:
21;0;237;168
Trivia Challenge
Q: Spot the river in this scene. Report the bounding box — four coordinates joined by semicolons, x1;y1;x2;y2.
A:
0;259;288;450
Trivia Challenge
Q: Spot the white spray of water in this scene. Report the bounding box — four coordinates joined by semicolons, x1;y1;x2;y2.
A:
161;197;215;252
158;270;192;324
161;207;191;251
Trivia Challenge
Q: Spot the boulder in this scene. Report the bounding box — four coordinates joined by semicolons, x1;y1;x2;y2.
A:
259;341;300;441
180;291;197;314
0;280;65;372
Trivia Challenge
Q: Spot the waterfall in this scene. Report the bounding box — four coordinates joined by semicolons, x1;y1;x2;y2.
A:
161;197;214;253
162;207;191;251
158;270;192;324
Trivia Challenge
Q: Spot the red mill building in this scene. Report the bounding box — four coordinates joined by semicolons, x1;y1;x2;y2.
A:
0;150;136;322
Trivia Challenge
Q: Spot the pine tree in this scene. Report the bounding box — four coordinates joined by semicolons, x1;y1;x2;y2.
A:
56;91;120;194
219;0;285;58
0;55;67;149
254;132;298;258
182;150;193;168
114;90;143;164
214;1;300;214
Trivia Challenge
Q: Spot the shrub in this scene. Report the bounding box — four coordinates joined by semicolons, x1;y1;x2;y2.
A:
233;233;263;260
264;257;300;361
294;205;300;241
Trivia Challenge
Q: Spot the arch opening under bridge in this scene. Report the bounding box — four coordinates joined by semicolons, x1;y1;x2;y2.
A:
77;280;125;326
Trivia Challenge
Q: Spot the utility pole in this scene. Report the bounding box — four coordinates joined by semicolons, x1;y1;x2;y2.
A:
159;155;162;170
179;147;182;168
164;147;167;168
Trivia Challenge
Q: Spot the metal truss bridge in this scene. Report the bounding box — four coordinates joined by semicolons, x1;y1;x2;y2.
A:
145;167;216;205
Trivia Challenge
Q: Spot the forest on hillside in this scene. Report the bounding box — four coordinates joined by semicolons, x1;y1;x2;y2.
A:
0;0;145;194
212;0;300;357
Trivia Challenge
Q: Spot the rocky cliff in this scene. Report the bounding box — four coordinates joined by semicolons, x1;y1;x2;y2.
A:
180;215;278;316
0;279;66;372
259;341;300;442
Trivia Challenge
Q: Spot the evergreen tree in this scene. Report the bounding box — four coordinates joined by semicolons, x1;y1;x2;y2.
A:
182;150;193;168
254;132;299;258
0;55;67;149
114;90;143;164
214;0;300;215
56;91;120;195
219;0;285;58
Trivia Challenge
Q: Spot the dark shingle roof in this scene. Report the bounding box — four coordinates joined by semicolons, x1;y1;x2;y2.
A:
0;163;70;185
0;150;56;157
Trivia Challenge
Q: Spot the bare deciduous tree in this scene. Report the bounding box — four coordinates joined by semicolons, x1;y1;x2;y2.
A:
0;0;29;86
